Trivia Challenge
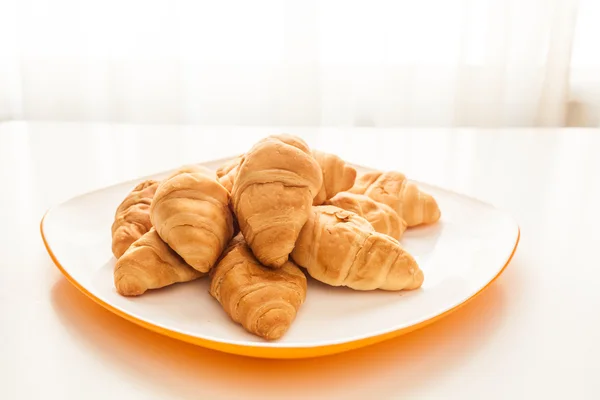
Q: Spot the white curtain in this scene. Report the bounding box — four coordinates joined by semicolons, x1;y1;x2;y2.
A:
0;0;590;127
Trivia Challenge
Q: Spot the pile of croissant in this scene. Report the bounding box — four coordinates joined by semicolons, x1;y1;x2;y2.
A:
110;135;441;341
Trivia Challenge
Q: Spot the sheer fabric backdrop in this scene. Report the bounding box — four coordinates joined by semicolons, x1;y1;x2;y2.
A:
1;0;595;127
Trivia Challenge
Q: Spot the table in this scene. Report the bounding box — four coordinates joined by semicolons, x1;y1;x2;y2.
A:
1;122;599;399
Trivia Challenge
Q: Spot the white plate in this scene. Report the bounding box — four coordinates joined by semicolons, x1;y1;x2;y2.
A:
41;157;520;359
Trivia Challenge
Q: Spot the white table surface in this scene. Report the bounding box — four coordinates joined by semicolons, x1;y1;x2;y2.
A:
1;121;599;399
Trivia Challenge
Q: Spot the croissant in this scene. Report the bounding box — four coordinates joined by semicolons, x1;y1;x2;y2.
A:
311;150;357;205
291;205;424;291
231;134;322;268
150;165;234;273
217;151;355;206
325;192;406;240
349;171;441;227
111;179;159;259
216;156;241;193
210;234;307;340
114;228;204;296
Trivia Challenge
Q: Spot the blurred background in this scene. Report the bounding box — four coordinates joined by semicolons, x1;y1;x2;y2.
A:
0;0;598;127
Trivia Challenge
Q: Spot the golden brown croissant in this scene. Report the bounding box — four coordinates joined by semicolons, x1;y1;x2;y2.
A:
231;134;322;268
349;171;441;227
291;205;424;291
150;165;234;273
217;151;355;206
111;179;159;259
210;234;307;340
216;156;241;193
114;228;204;296
311;150;357;205
325;192;406;240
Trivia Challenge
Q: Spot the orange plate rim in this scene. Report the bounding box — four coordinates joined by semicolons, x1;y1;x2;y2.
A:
41;212;520;359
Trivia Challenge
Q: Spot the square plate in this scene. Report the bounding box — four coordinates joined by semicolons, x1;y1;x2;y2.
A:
41;157;519;359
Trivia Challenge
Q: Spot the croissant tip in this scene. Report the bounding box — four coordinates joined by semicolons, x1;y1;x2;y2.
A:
406;269;425;290
112;246;126;260
256;309;293;340
422;193;441;224
115;274;147;296
264;256;288;269
346;165;358;181
263;326;288;341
